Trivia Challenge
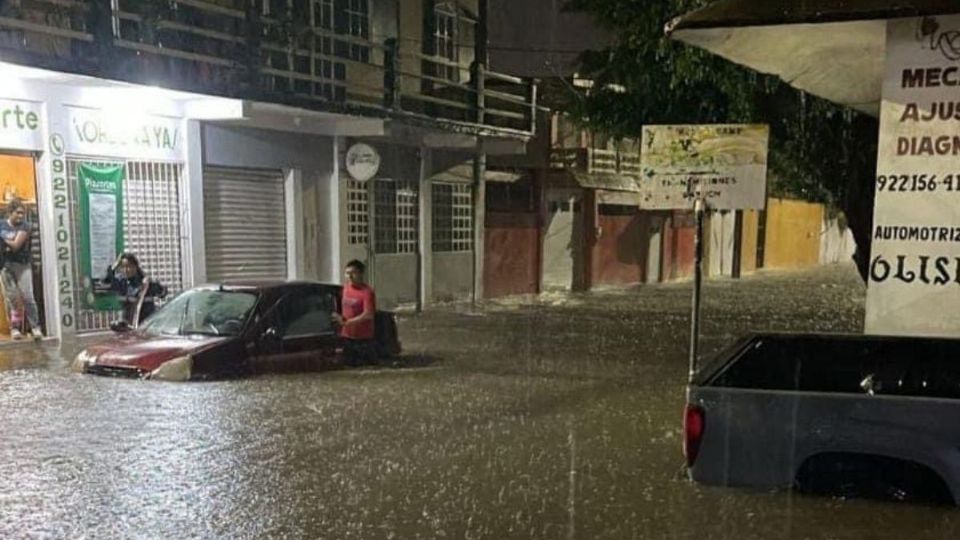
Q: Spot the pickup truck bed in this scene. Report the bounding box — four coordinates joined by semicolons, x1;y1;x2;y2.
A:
685;333;960;504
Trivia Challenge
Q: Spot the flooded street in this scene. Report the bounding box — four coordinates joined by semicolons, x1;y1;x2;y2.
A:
2;264;958;539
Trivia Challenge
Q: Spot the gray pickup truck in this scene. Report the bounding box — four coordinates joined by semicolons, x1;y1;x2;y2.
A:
684;333;960;504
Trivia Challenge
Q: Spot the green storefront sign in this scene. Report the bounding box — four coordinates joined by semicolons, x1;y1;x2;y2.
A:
77;164;124;311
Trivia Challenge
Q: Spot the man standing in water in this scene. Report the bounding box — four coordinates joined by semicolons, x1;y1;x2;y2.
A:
0;199;41;340
333;259;376;366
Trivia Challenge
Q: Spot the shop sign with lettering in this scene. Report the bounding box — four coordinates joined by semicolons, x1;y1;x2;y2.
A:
0;98;43;152
638;124;769;210
866;15;960;336
66;107;183;160
345;143;381;181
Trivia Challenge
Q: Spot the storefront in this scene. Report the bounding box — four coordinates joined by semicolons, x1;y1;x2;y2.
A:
340;140;422;309
592;189;652;288
0;97;45;341
59;106;190;333
0;62;242;341
200;121;342;286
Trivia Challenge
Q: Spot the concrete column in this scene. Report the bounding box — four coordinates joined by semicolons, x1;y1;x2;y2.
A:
183;120;205;288
418;147;433;309
473;141;486;303
533;168;545;294
581;189;598;291
323;137;342;283
285;168;303;280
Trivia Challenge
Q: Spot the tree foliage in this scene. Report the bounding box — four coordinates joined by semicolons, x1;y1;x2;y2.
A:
562;0;879;278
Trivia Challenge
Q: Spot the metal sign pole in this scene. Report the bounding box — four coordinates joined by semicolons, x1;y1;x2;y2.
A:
689;197;705;383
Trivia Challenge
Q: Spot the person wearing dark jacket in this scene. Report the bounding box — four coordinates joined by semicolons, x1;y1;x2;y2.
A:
0;199;41;340
102;253;166;326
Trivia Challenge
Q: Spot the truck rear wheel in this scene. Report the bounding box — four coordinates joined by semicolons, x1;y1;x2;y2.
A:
794;452;954;506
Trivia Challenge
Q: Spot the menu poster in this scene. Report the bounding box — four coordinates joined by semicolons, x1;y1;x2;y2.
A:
78;164;125;311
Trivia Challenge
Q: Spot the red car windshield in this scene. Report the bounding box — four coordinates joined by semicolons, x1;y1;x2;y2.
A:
140;289;259;337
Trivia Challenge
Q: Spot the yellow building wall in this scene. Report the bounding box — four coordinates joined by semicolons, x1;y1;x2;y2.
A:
740;209;759;274
763;198;824;269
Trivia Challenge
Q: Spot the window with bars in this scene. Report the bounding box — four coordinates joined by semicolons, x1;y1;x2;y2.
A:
374;179;418;254
66;159;184;333
434;5;458;81
335;0;370;63
310;0;347;100
346;178;368;246
259;0;345;101
432;182;472;252
315;0;334;29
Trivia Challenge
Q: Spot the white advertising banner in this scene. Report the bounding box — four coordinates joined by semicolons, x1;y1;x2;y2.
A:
638;124;769;210
866;15;960;336
66;106;183;160
0;98;43;152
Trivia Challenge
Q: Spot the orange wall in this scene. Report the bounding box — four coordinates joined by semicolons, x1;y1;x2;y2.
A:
0;154;37;204
763;198;824;269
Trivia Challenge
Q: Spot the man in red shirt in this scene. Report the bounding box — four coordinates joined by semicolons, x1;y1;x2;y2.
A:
333;259;377;366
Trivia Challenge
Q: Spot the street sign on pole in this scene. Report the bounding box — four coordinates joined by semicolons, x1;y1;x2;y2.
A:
639;124;769;211
689;198;706;383
637;124;770;381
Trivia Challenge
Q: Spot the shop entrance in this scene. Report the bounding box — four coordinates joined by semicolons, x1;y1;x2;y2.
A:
66;158;185;333
0;153;45;341
203;166;288;282
542;190;584;291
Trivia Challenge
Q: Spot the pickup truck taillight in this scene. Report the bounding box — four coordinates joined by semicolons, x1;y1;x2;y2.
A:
683;404;705;467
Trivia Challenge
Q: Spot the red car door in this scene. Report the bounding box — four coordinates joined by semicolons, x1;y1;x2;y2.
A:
250;286;341;373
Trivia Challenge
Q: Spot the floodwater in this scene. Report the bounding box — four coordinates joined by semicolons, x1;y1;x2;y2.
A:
1;264;958;539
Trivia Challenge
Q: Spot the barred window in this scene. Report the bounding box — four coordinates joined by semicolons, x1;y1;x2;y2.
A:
432;183;472;252
374;179;418;254
346;178;368;246
311;0;344;100
335;0;370;63
314;0;334;29
434;5;458;81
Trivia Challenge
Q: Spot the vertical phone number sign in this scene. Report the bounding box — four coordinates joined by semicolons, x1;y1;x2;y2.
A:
49;132;74;331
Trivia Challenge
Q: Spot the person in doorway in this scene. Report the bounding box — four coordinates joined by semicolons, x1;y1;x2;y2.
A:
0;198;42;340
102;253;167;327
333;259;377;367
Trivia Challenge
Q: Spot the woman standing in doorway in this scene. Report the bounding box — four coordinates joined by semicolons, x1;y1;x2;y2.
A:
0;198;42;340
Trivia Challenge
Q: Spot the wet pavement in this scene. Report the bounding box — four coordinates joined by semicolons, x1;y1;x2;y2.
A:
1;264;959;539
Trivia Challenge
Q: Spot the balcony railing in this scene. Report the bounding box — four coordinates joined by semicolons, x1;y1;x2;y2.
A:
549;147;641;176
0;0;537;136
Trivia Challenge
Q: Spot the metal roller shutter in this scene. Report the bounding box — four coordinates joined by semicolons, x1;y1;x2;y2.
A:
204;167;287;282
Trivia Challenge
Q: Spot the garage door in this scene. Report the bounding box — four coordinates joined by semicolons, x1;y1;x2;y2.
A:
204;167;287;282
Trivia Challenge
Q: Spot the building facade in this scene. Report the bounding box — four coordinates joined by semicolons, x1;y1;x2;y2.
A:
0;0;538;341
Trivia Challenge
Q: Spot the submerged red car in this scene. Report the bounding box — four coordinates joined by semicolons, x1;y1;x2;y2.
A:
72;281;401;381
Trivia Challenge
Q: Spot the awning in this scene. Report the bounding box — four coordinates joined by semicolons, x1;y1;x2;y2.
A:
486;169;525;183
667;1;960;116
598;190;641;206
569;171;639;192
430;164;526;183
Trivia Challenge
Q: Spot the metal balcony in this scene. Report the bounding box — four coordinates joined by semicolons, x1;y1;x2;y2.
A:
0;0;537;138
549;147;641;176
